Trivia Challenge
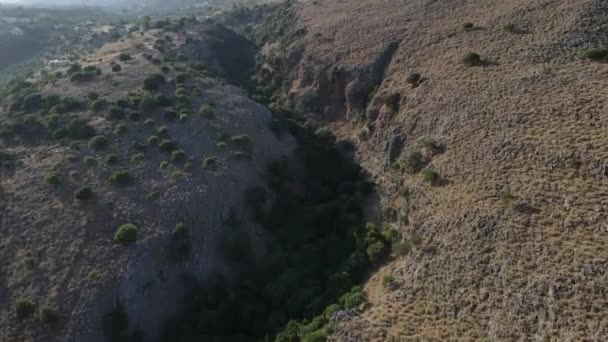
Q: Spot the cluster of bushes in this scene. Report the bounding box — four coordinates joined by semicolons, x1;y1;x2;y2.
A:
161;119;393;341
70;65;102;83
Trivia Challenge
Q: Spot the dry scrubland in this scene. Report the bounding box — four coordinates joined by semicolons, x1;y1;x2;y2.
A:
277;0;608;340
1;0;608;340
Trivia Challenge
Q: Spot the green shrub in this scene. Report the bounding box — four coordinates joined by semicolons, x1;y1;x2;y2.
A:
157;126;169;136
421;168;440;185
404;151;425;173
171;149;186;162
144;118;155;127
143;74;166;91
578;48;608;61
155;94;172;107
463;22;474;31
89;98;107;112
406;72;421;86
147;135;159;145
382;274;395;287
159;139;177;152
88;91;100;100
130;153;145;164
179;114;189;123
109;171;133;186
114;224;138;245
114;122;128;135
175;73;188;84
46;171;60;185
203;157;216;170
139;93;157;112
384;92;400;111
199;105;215;119
366;241;387;263
74;186;93;201
462;52;482;66
67;119;96;140
132;141;146;151
168;223;191;262
89;135;109;150
112;64;122;72
40;306;61;325
339;289;364;309
118;53;132;62
500;190;514;206
15;299;36;320
230;134;250;146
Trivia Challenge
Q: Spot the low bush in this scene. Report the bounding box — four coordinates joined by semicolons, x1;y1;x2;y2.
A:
143;74;166;91
171;149;186;162
404;151;426;173
421;168;440;185
159;139;177;152
15;299;36;320
74;186;93;201
462;52;482;66
382;274;395;287
118;53;132;62
202;157;216;170
230;134;250;145
199;105;215;119
109;171;133;187
114;224;138;245
40;306;61;325
463;22;474;31
578;48;608;61
112;64;122;72
89;135;109;150
406;72;421;86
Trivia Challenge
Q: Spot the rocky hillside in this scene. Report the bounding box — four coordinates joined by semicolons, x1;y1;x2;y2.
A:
253;0;608;340
0;20;298;342
3;0;608;341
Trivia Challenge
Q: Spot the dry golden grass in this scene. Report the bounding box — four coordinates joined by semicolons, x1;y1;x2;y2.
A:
283;0;608;340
